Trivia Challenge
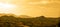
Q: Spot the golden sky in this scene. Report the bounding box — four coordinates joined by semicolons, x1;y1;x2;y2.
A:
0;0;60;17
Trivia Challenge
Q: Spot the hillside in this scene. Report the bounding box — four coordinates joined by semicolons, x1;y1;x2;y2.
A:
0;15;59;27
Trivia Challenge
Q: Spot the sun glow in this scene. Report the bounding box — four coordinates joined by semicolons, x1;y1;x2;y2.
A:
0;2;16;9
0;2;17;14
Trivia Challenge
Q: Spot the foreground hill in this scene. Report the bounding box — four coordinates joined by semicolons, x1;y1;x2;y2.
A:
0;15;59;27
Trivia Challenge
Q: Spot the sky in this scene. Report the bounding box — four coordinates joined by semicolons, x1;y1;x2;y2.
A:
0;0;60;17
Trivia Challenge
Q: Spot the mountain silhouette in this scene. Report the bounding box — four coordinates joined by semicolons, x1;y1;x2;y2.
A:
18;15;32;18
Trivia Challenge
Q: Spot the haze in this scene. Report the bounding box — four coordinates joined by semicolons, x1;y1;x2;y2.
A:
0;0;60;17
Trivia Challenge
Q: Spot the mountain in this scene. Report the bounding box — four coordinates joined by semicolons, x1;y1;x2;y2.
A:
18;15;32;18
0;13;17;17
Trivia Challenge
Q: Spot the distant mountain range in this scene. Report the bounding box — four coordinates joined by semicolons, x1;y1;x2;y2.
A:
0;13;60;18
0;13;33;18
18;15;32;18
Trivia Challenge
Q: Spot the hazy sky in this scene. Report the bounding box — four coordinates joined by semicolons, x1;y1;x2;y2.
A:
0;0;60;17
